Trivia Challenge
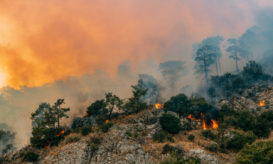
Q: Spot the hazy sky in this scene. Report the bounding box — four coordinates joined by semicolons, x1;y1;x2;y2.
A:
1;0;273;147
0;0;272;88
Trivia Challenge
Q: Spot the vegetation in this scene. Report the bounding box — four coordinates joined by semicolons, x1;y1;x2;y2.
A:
207;141;219;152
201;130;216;140
226;131;256;152
88;136;101;157
124;85;148;114
0;127;15;156
30;99;70;148
160;153;201;164
164;94;189;117
218;106;272;139
187;135;195;141
81;125;92;136
160;114;181;134
162;144;184;157
65;134;81;143
209;61;272;99
153;130;169;142
235;141;273;164
22;151;40;162
105;92;123;120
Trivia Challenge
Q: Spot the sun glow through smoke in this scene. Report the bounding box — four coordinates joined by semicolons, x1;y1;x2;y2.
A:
0;70;6;88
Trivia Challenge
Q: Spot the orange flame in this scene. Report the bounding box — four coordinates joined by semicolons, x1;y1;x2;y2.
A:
202;118;207;130
105;120;109;124
211;120;218;129
259;100;265;107
187;114;199;121
56;130;65;137
155;103;164;109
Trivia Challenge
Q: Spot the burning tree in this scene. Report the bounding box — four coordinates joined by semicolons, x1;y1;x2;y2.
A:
30;99;70;148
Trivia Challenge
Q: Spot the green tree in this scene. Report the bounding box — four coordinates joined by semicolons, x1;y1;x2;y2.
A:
160;114;181;134
194;45;218;85
52;99;70;128
124;85;148;114
235;141;273;164
105;92;122;120
87;99;107;116
30;99;69;148
226;38;250;73
164;94;189;118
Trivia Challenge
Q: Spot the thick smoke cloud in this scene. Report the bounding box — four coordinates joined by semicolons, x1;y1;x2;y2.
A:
0;0;258;89
232;9;273;74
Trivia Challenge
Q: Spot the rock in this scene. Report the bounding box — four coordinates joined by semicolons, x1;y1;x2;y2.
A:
186;149;218;164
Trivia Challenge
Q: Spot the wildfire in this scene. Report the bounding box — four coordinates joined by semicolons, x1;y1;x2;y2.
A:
202;119;207;130
56;130;65;137
187;113;218;130
211;120;219;129
154;103;164;109
259;100;265;107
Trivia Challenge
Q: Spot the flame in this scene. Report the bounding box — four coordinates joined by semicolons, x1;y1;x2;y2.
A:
56;130;65;137
105;120;109;124
187;113;217;130
202;118;207;130
211;120;218;129
155;103;164;109
259;100;265;107
187;114;199;121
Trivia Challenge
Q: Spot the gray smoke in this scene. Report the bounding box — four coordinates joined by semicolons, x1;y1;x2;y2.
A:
137;74;161;105
159;61;187;90
0;123;15;156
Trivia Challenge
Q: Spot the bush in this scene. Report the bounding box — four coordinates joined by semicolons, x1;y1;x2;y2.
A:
160;114;181;134
160;154;201;164
30;127;64;148
65;134;81;143
234;111;256;132
253;111;273;138
201;130;216;140
207;141;219;152
125;130;132;138
81;126;92;136
235;141;273;164
71;117;93;130
22;151;39;162
227;131;256;152
164;94;190;117
153;131;168;142
188;135;195;141
99;122;113;133
88;137;101;156
162;144;184;157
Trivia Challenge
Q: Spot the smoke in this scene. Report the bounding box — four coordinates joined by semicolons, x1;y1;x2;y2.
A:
230;9;273;74
137;74;161;105
0;66;137;148
0;0;259;89
0;123;15;156
0;0;272;148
